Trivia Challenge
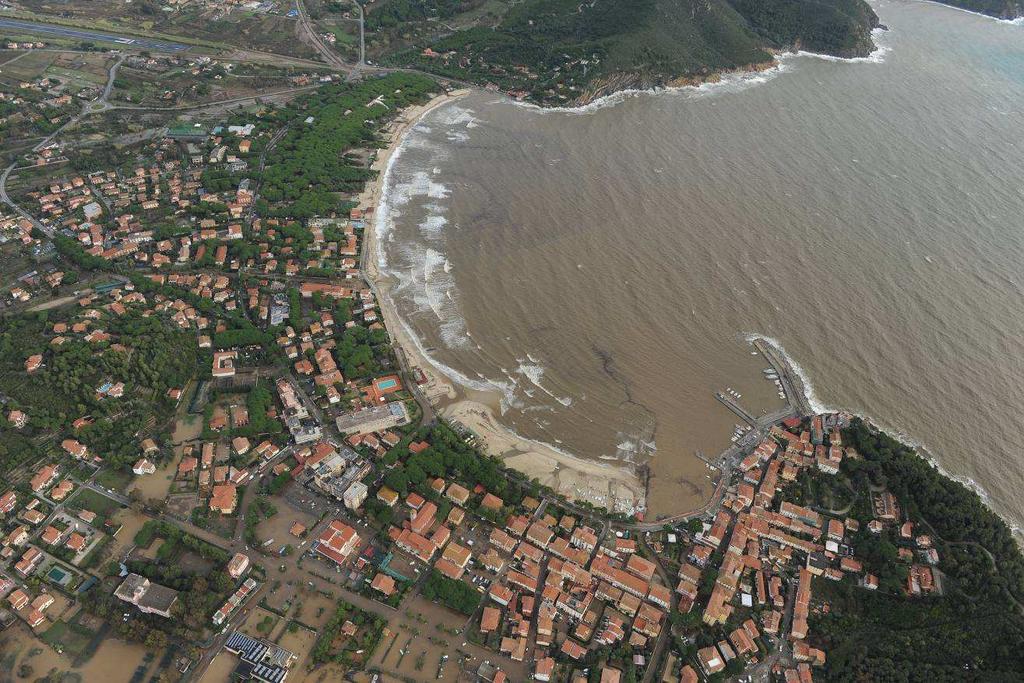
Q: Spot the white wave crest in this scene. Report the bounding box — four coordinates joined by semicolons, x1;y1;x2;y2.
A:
744;333;830;414
440;105;480;128
419;213;448;237
516;361;575;408
781;27;891;65
509;62;791;116
509;25;897;116
916;0;1024;26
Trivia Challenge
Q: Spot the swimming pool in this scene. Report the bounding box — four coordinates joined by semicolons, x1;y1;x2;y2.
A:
376;378;398;390
47;566;72;586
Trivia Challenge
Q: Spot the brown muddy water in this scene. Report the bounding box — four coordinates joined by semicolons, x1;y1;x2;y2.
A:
377;0;1024;527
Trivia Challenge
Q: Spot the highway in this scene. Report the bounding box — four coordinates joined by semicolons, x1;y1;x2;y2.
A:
0;18;190;52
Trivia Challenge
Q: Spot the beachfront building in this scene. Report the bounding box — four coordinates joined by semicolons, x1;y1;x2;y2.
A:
335;401;409;436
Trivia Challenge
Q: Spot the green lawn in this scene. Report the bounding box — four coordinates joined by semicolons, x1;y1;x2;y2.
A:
66;487;123;522
40;620;95;658
94;468;133;492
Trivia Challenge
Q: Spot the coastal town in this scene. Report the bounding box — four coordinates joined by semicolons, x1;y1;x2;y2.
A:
2;8;1024;683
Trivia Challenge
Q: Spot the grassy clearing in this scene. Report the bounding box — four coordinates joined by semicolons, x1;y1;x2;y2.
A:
40;620;95;658
66;487;123;522
94;468;133;492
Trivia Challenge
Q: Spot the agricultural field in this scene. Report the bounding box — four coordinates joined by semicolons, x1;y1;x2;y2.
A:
108;60;317;107
0;51;113;90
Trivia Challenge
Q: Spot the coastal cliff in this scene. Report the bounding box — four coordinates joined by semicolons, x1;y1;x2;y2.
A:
571;59;780;107
383;0;881;107
933;0;1024;19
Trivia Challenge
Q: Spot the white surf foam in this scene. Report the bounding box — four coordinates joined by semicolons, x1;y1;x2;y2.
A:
440;105;481;128
515;361;575;408
510;62;793;116
856;414;1022;537
782;27;891;65
744;333;830;414
391;311;520;412
508;23;897;116
916;0;1024;26
418;213;448;237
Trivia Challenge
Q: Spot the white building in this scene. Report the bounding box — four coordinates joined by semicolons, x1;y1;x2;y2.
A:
343;481;368;511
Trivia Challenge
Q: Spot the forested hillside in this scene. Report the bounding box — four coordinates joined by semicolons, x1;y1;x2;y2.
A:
729;0;880;55
932;0;1024;19
380;0;879;105
811;418;1024;681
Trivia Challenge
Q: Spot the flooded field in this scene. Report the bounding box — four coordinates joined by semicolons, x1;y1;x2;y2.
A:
132;409;204;503
366;596;526;683
1;622;71;680
201;652;238;683
74;635;152;681
276;627;317;670
43;592;74;622
292;591;340;630
128;461;178;502
107;509;149;556
0;621;161;683
254;506;317;552
238;606;280;640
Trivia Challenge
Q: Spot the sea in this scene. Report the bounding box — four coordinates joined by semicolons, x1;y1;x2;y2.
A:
375;0;1024;528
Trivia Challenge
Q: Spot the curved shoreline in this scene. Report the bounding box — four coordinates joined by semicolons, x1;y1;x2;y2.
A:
508;26;890;116
357;89;648;516
353;18;1022;534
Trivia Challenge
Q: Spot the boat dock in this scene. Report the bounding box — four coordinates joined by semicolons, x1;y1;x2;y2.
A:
715;392;757;426
751;337;813;417
627;338;812;530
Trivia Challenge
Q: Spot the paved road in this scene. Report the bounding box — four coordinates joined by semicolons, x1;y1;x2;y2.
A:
0;162;52;236
639;535;676;683
0;18;189;51
294;0;351;71
107;84;319;112
102;54;124;99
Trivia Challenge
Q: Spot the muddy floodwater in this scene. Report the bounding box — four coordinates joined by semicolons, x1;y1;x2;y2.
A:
378;0;1024;530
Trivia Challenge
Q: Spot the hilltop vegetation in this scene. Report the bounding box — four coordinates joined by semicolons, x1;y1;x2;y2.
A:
0;312;196;472
809;419;1024;681
376;0;879;105
729;0;879;55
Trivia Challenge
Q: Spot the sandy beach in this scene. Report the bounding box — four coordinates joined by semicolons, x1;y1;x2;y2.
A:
358;89;647;516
